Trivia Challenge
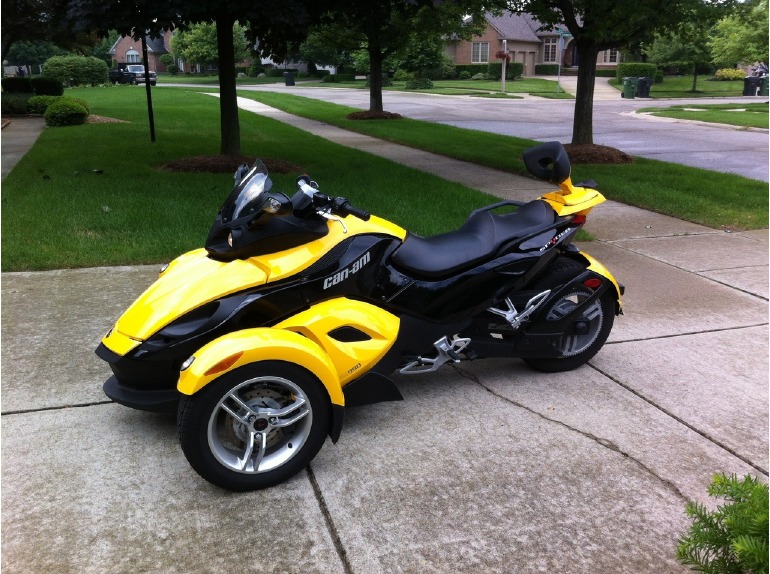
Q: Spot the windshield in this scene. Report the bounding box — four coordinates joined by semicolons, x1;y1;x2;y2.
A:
127;65;145;73
220;160;272;223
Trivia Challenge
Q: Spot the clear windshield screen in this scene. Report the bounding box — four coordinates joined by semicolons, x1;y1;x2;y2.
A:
220;160;272;223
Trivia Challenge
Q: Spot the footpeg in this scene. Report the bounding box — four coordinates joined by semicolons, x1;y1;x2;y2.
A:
399;336;471;375
488;290;551;330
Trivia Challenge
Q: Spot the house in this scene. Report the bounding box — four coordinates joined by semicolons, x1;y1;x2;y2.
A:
447;12;620;75
109;31;174;72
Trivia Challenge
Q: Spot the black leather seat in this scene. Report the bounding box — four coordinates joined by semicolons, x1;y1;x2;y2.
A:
391;200;554;279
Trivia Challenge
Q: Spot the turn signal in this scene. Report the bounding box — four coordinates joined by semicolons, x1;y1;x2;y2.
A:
204;351;244;376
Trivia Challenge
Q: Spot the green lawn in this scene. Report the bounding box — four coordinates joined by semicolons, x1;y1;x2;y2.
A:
610;76;746;98
637;103;768;129
2;86;766;271
1;88;500;271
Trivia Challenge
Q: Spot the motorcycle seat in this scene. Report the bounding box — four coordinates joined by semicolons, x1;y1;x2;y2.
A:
391;200;554;279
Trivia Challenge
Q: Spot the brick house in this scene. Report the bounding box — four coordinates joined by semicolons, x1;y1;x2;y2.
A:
447;12;620;76
109;31;174;72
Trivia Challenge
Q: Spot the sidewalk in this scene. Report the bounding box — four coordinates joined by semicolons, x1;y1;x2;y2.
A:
1;97;767;574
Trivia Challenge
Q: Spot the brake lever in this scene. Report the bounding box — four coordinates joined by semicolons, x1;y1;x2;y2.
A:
317;211;348;233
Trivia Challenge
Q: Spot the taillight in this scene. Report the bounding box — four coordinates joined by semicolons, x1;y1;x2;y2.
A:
583;278;602;289
572;215;586;225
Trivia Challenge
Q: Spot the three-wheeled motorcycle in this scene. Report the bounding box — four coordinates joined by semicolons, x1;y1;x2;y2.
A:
96;141;623;490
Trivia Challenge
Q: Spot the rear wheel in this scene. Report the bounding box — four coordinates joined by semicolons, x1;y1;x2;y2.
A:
523;257;615;372
178;361;331;491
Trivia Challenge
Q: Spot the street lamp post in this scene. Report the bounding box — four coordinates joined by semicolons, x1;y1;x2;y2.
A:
556;29;572;95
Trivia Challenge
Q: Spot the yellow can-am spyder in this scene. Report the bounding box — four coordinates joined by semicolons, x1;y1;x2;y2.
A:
97;141;623;491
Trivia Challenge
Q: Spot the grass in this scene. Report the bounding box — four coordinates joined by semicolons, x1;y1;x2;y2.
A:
610;76;747;98
1;88;501;271
235;90;767;230
3;86;766;271
637;102;768;129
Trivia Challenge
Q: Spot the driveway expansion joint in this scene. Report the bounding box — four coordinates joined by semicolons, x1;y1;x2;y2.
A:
588;363;769;478
451;365;690;503
307;465;354;574
1;400;114;417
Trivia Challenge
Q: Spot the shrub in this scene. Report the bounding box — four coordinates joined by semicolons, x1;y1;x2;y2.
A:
366;74;393;87
404;77;434;90
455;64;488;77
535;64;560;75
471;73;489;80
27;95;60;114
714;68;746;81
30;76;64;96
616;62;657;80
167;64;179;75
42;55;109;87
1;94;31;115
321;74;356;83
393;69;414;81
485;62;523;80
44;99;89;126
2;77;33;93
677;473;768;574
458;70;471;80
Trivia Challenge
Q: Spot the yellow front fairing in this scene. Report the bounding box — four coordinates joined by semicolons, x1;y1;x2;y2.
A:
540;178;606;217
105;214;406;350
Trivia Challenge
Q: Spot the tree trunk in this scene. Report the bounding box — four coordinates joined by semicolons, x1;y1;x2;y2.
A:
691;71;698;92
368;43;384;113
571;40;600;145
216;16;240;156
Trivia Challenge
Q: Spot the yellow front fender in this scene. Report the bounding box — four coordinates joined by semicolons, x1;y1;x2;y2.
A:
177;328;344;406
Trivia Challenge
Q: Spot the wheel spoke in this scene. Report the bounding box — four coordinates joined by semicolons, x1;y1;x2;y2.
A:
237;431;266;472
221;391;258;425
269;397;309;428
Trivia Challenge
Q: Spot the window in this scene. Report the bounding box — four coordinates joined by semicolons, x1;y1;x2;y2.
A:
472;42;489;64
543;38;558;63
603;49;619;63
126;49;140;63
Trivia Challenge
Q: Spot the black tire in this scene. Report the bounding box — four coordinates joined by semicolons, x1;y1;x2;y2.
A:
178;361;331;491
523;257;615;372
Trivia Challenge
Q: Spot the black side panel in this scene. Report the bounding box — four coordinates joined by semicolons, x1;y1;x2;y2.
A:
343;372;404;407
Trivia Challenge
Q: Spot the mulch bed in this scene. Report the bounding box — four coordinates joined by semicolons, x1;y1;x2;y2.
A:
87;115;129;124
346;111;404;120
564;143;634;164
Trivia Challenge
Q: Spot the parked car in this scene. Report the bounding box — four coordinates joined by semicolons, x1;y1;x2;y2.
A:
109;63;157;86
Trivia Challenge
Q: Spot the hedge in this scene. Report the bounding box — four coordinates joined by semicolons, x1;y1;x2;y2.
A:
535;64;560;75
2;77;33;93
404;78;434;90
455;64;488;77
616;62;657;80
42;55;109;87
486;61;524;80
30;76;64;95
27;95;60;114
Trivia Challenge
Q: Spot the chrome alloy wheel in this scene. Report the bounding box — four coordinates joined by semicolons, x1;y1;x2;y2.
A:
546;290;604;357
207;376;312;474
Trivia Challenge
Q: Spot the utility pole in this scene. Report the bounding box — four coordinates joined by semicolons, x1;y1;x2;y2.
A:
501;39;507;94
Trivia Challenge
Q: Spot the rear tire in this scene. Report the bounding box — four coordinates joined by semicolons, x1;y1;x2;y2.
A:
523;257;615;372
178;361;331;491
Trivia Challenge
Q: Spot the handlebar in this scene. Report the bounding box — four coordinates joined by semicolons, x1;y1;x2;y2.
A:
296;177;370;222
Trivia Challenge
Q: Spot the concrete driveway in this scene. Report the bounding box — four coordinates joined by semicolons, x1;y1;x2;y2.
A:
2;90;768;574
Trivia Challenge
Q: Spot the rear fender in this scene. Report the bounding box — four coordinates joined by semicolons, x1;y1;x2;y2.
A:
572;251;623;313
177;328;344;407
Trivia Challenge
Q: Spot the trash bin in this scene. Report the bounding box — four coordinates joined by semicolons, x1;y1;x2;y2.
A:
283;71;295;86
636;76;653;98
621;77;637;99
760;76;769;97
743;76;760;96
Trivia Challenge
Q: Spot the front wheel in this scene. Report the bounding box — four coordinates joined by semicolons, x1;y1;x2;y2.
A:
178;361;331;491
524;257;615;372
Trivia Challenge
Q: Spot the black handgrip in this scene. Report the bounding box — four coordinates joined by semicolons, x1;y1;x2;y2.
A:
343;203;371;221
333;197;371;221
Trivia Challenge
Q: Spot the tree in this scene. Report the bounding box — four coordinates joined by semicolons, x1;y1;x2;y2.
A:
709;0;769;67
5;40;68;69
509;0;730;145
171;21;249;72
2;0;102;62
318;0;500;114
644;23;713;92
68;0;319;155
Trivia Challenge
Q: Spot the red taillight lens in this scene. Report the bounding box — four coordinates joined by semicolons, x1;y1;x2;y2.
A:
583;278;602;289
572;215;586;225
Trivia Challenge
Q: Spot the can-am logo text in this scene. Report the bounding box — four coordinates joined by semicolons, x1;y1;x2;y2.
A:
323;251;371;289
